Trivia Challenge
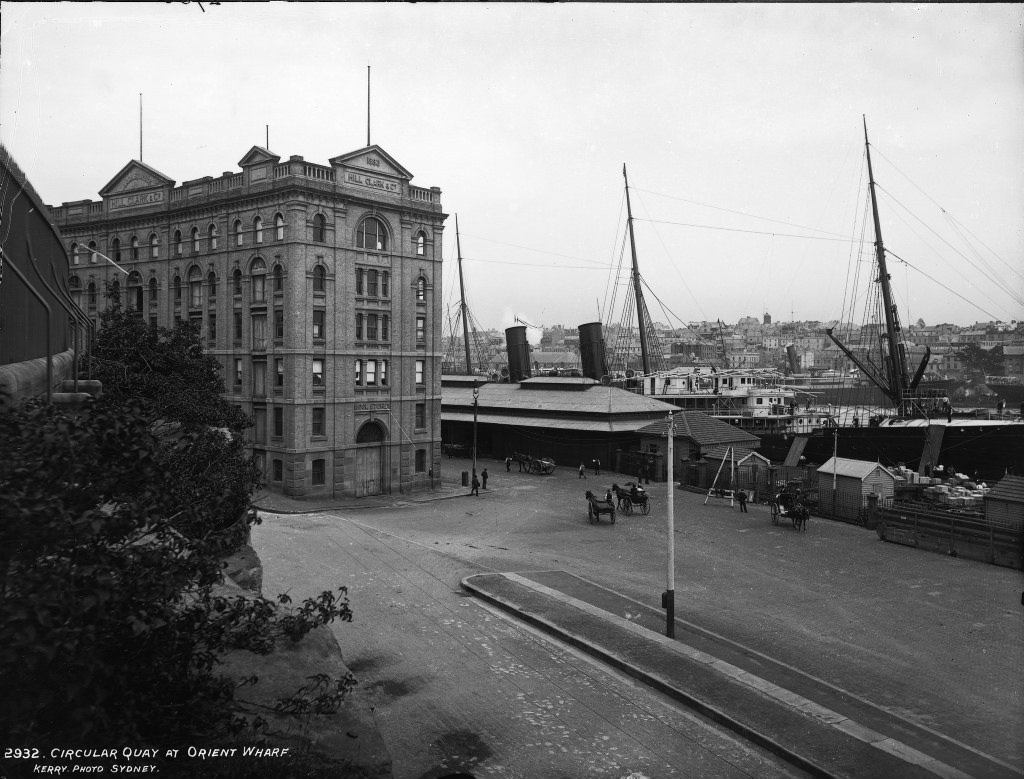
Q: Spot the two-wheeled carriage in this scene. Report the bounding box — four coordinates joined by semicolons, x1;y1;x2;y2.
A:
769;489;809;532
611;483;651;515
585;491;616;524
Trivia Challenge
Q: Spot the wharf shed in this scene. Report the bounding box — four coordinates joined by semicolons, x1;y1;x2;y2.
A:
441;375;680;473
632;417;760;484
696;447;772;497
817;457;898;521
983;475;1024;531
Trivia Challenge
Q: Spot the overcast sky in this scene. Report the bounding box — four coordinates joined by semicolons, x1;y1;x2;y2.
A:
2;3;1022;335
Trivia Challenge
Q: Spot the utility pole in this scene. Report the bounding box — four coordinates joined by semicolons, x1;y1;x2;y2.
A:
664;411;675;638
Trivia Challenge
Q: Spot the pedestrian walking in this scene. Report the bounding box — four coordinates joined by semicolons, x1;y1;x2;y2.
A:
737;489;748;513
482;468;489;490
471;474;480;496
505;456;512;472
579;463;587;479
593;459;601;476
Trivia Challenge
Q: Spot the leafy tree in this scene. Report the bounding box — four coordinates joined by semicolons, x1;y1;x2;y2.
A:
960;343;1004;376
0;400;353;757
88;305;260;537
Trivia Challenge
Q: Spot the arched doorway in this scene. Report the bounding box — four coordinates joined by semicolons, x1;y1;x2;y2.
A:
355;420;387;497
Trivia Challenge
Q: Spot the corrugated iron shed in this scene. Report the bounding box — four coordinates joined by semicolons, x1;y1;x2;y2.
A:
818;456;897;480
634;415;759;449
984;474;1024;503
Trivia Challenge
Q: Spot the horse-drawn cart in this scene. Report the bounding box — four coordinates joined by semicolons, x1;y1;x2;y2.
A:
511;452;556;475
585;491;616;524
612;483;651;515
769;488;809;531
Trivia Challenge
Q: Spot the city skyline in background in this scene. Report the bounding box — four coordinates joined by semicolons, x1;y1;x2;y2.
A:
2;3;1022;332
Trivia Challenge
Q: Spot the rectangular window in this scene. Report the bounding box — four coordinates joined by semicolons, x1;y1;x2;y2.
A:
207;313;216;342
354;359;362;386
355;313;363;340
312;407;325;437
366;314;377;341
415;359;424;386
355;268;363;295
367;270;377;297
380;359;388;386
312;459;325;486
274;310;284;340
415;402;425;429
313;310;325;340
416;316;425;344
233;312;243;342
275;358;284;388
252;361;266;397
273;407;283;437
312;358;324;387
415;449;427;473
254;408;266;444
234;358;243;388
252;314;267;351
252;275;265;303
381;272;389;297
272;459;282;482
190;281;202;308
149;315;157;329
365;359;376;385
381;316;389;341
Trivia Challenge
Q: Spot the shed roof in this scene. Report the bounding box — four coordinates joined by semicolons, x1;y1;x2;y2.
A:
984;474;1024;503
818;457;897;481
635;414;760;448
442;379;677;418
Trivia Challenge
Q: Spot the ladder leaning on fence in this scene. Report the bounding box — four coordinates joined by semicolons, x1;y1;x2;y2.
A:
705;446;736;506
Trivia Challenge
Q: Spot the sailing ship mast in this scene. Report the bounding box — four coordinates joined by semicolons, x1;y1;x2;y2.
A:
826;117;931;413
623;164;652;375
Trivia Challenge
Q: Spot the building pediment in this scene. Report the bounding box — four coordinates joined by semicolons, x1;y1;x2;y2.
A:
98;160;175;197
238;146;281;167
329;145;412;180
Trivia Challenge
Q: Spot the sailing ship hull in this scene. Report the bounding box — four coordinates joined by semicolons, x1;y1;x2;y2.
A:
757;420;1024;482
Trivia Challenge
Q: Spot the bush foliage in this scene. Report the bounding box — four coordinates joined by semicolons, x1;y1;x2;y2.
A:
0;311;353;753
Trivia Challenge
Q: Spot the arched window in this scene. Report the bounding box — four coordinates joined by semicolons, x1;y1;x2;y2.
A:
250;257;267;302
356;421;386;444
313;213;326;243
191;227;199;253
273;264;283;293
88;241;98;264
149;233;159;259
416;231;426;256
254;216;263;244
186;267;201;308
416;276;426;302
112;238;121;263
208;223;218;250
173;275;182;305
70;243;79;265
110;279;121;305
149;277;158;302
173;230;182;256
69;276;82;307
274;213;284;241
313;265;326;292
128;271;144;311
87;282;97;307
356;217;387;251
130;235;139;261
233;268;243;296
234;220;243;247
207;271;217;298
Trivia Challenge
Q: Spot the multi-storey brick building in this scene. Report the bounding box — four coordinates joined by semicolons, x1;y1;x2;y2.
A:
51;144;447;499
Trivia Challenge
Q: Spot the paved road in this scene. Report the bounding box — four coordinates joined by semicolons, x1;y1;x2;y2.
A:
255;511;804;779
253;457;1023;777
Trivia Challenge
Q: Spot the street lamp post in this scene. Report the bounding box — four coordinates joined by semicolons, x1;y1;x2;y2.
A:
472;381;479;479
664;411;675;638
